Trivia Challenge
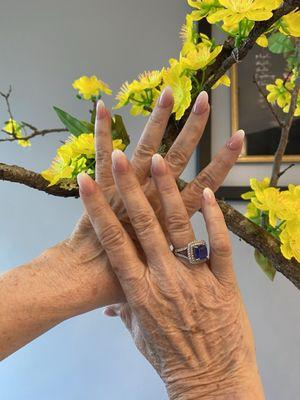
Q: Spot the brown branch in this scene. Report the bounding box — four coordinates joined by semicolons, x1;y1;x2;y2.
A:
203;0;300;91
0;128;68;142
270;73;300;186
1;161;300;288
0;163;78;197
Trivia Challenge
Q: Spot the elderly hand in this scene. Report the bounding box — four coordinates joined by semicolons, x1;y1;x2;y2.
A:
58;88;245;313
78;151;265;400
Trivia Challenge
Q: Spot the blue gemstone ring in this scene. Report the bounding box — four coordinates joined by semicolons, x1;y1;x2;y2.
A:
173;240;208;265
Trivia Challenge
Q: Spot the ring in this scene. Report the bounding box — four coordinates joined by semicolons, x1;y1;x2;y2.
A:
173;240;208;265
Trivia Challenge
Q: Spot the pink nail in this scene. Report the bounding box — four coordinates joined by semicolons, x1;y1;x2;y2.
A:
111;149;128;172
203;187;215;204
193;91;209;115
77;172;95;195
227;130;245;151
158;86;173;108
151;153;166;176
97;100;106;120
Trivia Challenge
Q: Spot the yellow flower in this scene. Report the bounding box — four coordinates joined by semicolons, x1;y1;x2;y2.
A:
266;78;292;108
187;0;222;21
276;185;300;221
3;118;31;147
72;75;112;100
42;133;126;185
211;74;231;89
241;177;270;200
207;0;280;27
181;43;222;71
245;202;260;219
180;14;198;55
280;220;300;263
281;11;300;37
162;61;192;120
114;70;162;115
252;187;281;227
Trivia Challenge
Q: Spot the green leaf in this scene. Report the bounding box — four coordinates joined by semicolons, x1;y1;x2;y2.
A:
112;114;130;146
53;106;94;137
268;32;294;54
254;250;276;281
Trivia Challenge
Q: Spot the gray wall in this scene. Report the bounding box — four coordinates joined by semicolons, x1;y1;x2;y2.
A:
0;1;299;399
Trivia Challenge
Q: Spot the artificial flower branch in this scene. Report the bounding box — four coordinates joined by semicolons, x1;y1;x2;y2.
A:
1;160;299;288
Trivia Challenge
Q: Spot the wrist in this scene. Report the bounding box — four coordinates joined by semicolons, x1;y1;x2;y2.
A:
43;240;123;318
165;365;264;400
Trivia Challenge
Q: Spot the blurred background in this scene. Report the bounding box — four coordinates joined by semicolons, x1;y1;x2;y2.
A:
0;1;299;399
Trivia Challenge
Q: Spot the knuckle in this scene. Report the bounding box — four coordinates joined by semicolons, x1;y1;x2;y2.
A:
210;232;231;258
166;212;190;233
148;110;164;128
96;149;111;166
99;223;126;251
166;146;188;170
131;211;156;236
134;142;156;161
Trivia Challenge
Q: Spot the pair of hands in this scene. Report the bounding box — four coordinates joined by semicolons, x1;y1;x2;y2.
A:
62;88;264;398
62;88;244;311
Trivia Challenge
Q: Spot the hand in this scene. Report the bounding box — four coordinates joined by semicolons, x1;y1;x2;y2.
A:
55;88;245;314
78;151;265;400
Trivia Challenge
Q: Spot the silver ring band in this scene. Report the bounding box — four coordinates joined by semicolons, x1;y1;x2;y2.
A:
173;240;208;265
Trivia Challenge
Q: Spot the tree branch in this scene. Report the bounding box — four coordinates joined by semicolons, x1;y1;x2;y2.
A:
270;68;300;186
0;128;68;142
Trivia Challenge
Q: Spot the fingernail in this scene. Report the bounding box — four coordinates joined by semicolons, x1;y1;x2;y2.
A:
97;100;106;120
151;153;166;176
77;172;95;196
193;91;209;115
111;149;128;172
227;129;245;151
203;187;215;205
158;86;173;108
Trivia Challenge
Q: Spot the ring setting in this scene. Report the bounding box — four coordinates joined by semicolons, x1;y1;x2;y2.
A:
173;240;208;265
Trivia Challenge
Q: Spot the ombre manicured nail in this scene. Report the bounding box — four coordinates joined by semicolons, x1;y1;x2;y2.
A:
111;149;128;172
203;187;215;205
193;91;209;115
77;172;95;195
158;86;173;108
227;129;245;151
97;100;106;120
151;153;166;176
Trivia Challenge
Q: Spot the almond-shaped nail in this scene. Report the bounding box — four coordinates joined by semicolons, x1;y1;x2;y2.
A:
111;149;128;172
193;91;209;115
158;86;173;108
151;153;166;176
227;129;245;151
203;187;215;205
97;99;106;120
77;172;95;196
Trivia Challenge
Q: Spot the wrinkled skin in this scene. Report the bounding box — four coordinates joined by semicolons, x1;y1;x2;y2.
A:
65;88;245;309
78;146;265;400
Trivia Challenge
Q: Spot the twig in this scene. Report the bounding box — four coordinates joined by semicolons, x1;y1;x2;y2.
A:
0;86;17;136
278;163;295;178
270;72;300;186
0;128;68;142
253;75;284;127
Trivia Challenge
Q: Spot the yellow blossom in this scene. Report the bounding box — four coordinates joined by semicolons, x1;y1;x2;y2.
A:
187;0;222;21
3;119;31;148
207;0;280;27
241;177;270;200
280;220;300;263
162;61;192;120
42;133;125;186
281;11;300;37
266;78;292;108
180;42;222;71
251;187;281;227
211;74;231;89
180;14;198;55
72;75;112;100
